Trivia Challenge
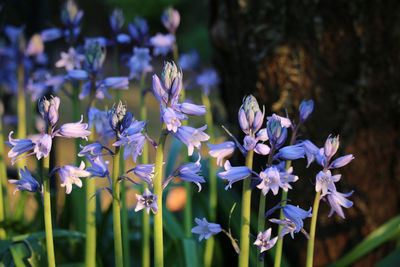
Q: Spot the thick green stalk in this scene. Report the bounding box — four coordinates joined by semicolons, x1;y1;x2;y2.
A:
139;74;150;267
154;126;168;267
306;190;321;267
238;150;254;267
0;103;7;239
202;93;217;267
43;150;55;267
112;144;123;267
72;84;86;232
85;131;96;267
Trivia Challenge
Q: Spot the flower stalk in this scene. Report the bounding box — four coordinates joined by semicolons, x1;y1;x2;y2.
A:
0;102;7;239
238;149;254;267
306;190;321;267
112;141;123;267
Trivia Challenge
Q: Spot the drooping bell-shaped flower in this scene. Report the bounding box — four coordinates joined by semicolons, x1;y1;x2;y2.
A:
9;167;40;194
253;228;278;253
57;115;91;140
33;134;52;160
329;154;355;169
176;156;205;192
58;161;91;194
218;160;252;190
172;125;209;156
78;143;103;158
149;33;175;56
127;47;152;79
195;69;220;96
110;8;124;33
327;190;354;219
207;141;235;167
191;217;222;241
7;131;34;165
128;16;149;45
86;156;109;178
129;164;155;186
315;170;341;196
324;135;340;160
256;166;282;195
299;99;314;123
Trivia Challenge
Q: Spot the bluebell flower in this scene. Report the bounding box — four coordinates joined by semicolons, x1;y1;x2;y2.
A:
149;33;175;56
176;156;205;192
162;107;186;133
243;135;256;151
4;25;25;44
58;161;91;194
135;188;158;214
178;50;200;71
84;39;106;74
108;101;132;133
113;132;146;163
7;131;34;165
324;135;340;160
68;69;88;80
195;69;220;96
161;7;180;33
78;143;103;158
329;154;355;169
218;160;252;190
191;217;222;241
327;190;354;219
299;99;314;123
86;156;109;178
266;120;288;149
110;8;124;33
40;28;63;42
238;95;264;135
172;125;210;156
88;108;113;141
277;164;299;192
129;164;155;186
254;143;271;155
56;47;84;71
38;96;60;127
175;102;206;116
301;140;319;167
315;170;341;196
33;134;52;160
127;47;152;79
9;167;40;194
116;33;131;44
275;144;305;160
270;204;312;239
128;16;149;45
45;75;66;94
103;77;129;89
253;228;278;253
267;114;292;128
207;141;235;167
256;166;282;195
56;115;91;140
153;61;182;105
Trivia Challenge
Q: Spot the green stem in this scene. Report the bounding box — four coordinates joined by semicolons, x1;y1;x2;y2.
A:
43;150;55;267
238;150;254;267
139;73;150;267
154;126;168;267
0;102;7;239
112;144;123;267
202;93;217;267
306;190;321;267
172;41;179;63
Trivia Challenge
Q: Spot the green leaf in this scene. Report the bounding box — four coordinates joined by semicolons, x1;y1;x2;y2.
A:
375;246;400;267
182;238;198;267
331;215;400;266
163;208;184;240
165;138;183;176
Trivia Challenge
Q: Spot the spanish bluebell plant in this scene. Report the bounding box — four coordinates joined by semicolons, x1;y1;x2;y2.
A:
6;96;91;267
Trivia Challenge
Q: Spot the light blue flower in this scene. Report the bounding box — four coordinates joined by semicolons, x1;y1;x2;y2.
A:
275;144;305;160
58;161;90;194
324;135;339;160
179;50;199;71
238;95;264;135
33;134;52;160
110;8;124;33
129;164;155;186
162;107;186;133
56;115;91;140
299;99;314;123
56;47;84;71
6;131;34;165
218;160;252;190
150;33;175;56
175;102;206;116
172;125;209;156
195;69;220;96
270;204;312;239
315;170;341;197
78;143;103;158
9;167;40;194
253;228;278;253
86;156;109;178
127;47;152;79
327;190;354;219
135;188;158;214
329;154;354;169
207;141;235;167
41;28;63;42
128;16;149;45
191;217;222;241
256;166;282;195
38;96;60;127
176;156;205;192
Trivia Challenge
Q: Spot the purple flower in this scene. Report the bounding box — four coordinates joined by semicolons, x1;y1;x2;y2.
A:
191;217;222;241
41;28;63;42
116;33;131;44
78;143;103;158
315;170;341;197
256;166;282;195
161;7;180;33
130;164;155;186
243;135;256;151
61;0;83;28
108;101;133;133
110;8;124;33
68;69;88;80
149;33;175;56
301;140;319;167
253;228;278;253
38;96;60;127
327;190;354;219
57;115;91;140
207;141;235;167
135;188;158;214
329;154;354;169
179;50;199;71
177;156;205;192
266;120;288;148
238;95;264;134
127;47;152;79
128;16;149;45
176;102;206;116
218;160;252;190
113;128;146;163
56;47;84;71
299;99;314;123
267;114;292;128
88;108;113;141
195;69;220;96
84;39;106;74
33;134;52;160
9;167;40;194
4;25;24;44
173;125;210;156
162;107;185;133
278;166;299;192
58;161;91;194
86;156;109;178
7;131;34;165
152;61;182;105
275;144;305;160
270;205;312;239
324;135;340;160
254;143;270;155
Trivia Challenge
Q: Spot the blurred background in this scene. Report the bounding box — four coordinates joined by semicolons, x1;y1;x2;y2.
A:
1;0;400;266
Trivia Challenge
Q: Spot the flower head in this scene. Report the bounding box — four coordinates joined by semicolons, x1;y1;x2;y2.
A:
58;161;90;194
86;156;109;178
218;160;252;190
195;69;220;96
254;228;278;253
207;141;235;167
270;204;312;239
78;143;103;158
110;8;124;33
329;154;355;169
84;39;106;74
33;134;52;160
238;95;264;134
127;47;152;79
172;125;210;156
327;190;354;219
315;170;341;197
57;115;91;140
128;16;149;45
177;156;205;192
108;101;133;133
179;50;199;71
130;164;155;186
191;217;222;241
55;47;84;71
7;131;34;165
324;135;340;160
9;167;40;194
266;119;288;149
256;166;282;195
135;188;158;214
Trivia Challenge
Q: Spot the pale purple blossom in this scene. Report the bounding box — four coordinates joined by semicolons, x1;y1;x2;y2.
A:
329;154;355;169
218;160;252;190
150;33;175;56
257;166;282;195
129;164;155;186
176;156;205;192
127;47;152;79
56;115;91;140
58;161;91;194
33;134;52;160
207;141;235;167
253;228;278;253
299;99;314;123
55;47;84;71
195;69;220;96
191;217;222;241
327;190;354;219
315;170;341;197
161;7;180;33
7;131;34;165
270;205;312;239
172;125;210;156
86;156;109;178
78;143;103;158
9;167;40;194
135;188;158;214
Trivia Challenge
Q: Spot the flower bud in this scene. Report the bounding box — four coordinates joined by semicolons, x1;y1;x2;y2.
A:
110;8;124;33
109;101;132;132
162;61;182;94
299;99;314;123
324;135;339;159
161;7;180;33
84;40;106;73
267;120;285;145
38;96;60;127
238;95;263;134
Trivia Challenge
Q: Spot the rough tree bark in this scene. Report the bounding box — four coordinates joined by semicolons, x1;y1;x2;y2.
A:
210;0;400;266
